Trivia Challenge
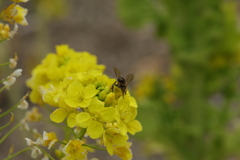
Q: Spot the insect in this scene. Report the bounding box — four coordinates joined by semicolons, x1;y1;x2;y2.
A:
111;67;134;98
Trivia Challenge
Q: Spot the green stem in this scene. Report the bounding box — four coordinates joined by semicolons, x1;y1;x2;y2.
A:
58;140;67;145
0;85;7;93
0;102;20;118
0;122;21;144
0;122;10;130
43;104;54;113
0;78;7;84
0;37;9;43
3;147;31;160
71;128;77;138
78;128;86;140
0;62;10;67
42;118;65;129
36;146;55;160
82;144;107;151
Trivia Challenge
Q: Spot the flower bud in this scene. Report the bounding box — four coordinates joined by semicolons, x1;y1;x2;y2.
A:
17;99;28;109
11;69;22;77
9;53;18;68
105;92;115;106
105;85;111;94
99;90;107;101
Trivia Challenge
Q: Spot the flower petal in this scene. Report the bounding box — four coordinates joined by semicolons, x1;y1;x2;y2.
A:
79;98;92;108
99;107;115;122
76;112;91;128
67;113;77;128
88;97;104;113
126;120;142;135
87;120;104;139
50;108;67;123
84;84;97;99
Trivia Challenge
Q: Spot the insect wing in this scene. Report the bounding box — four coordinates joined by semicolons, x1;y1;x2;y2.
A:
126;74;134;85
114;67;121;77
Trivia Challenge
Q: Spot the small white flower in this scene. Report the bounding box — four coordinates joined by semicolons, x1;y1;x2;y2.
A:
25;138;35;147
9;23;18;39
41;154;49;160
11;69;22;77
17;99;28;109
25;137;42;159
20;119;30;131
9;53;18;68
3;76;16;87
31;146;42;159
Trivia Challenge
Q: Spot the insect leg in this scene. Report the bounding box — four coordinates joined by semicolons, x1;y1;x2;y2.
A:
111;81;117;92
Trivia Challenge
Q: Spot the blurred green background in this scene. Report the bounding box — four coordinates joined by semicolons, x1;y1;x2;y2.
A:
1;0;240;160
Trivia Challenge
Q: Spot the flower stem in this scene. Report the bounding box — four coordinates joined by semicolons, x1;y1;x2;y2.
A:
58;140;67;145
0;122;11;130
0;78;7;84
3;147;31;160
78;128;86;140
0;85;7;93
36;146;55;160
0;62;10;67
0;102;20;118
0;122;21;144
42;118;65;130
0;37;9;43
82;144;107;151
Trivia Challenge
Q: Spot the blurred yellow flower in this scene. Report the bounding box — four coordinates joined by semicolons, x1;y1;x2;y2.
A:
1;3;28;26
25;107;42;122
37;131;58;149
12;0;30;2
0;23;10;39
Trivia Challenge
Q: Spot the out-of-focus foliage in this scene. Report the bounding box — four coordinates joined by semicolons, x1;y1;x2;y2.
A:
118;0;240;159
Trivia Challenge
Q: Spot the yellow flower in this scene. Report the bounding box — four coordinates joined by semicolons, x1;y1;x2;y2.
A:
50;107;78;128
42;85;62;107
113;142;133;160
103;127;129;156
76;98;115;139
64;81;97;108
0;23;10;39
115;97;142;135
62;139;88;160
38;131;58;149
1;3;28;26
25;107;42;122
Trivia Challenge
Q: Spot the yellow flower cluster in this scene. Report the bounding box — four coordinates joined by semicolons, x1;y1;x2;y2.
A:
27;45;142;160
27;45;105;105
0;0;29;40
